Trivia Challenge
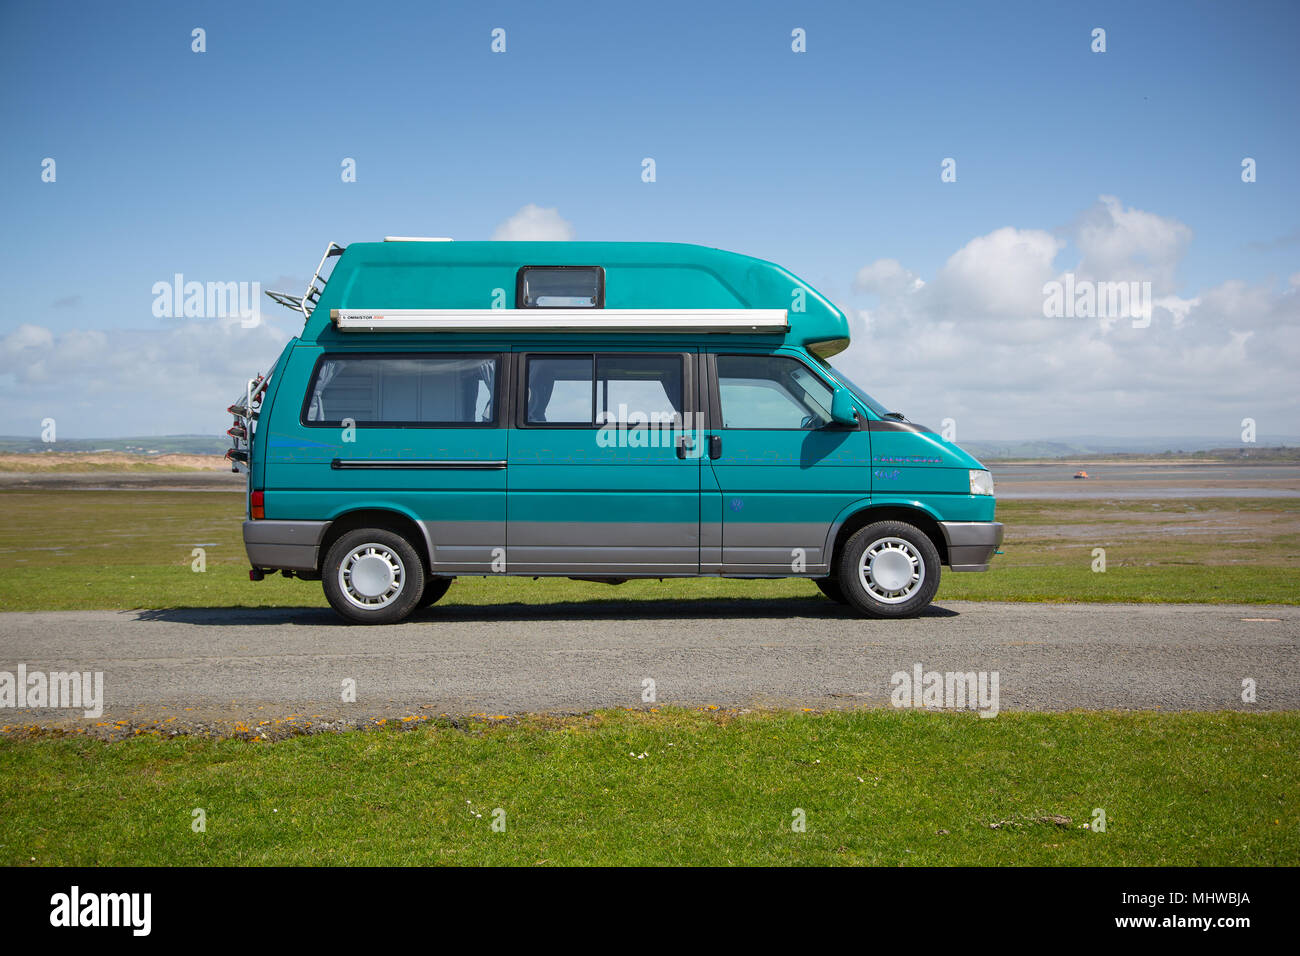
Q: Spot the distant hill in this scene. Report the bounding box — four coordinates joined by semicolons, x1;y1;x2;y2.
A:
0;435;230;455
961;437;1300;461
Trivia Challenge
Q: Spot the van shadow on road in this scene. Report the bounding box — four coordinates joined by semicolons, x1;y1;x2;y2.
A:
131;598;962;627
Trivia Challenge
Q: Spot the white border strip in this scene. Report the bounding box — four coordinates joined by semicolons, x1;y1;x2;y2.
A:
330;308;789;333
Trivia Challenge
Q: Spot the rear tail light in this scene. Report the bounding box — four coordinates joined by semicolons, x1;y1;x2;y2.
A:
250;490;265;519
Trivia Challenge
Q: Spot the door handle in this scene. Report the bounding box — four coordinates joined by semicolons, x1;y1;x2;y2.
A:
708;435;722;460
675;434;695;459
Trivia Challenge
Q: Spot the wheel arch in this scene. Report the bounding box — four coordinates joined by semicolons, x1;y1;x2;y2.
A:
318;508;433;573
824;502;949;572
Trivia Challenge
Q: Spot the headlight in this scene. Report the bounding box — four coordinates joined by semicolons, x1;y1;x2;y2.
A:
969;469;995;496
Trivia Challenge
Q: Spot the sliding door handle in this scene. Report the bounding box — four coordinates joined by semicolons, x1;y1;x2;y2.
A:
708;435;722;460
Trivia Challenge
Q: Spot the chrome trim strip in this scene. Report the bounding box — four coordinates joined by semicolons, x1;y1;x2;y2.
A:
330;459;508;471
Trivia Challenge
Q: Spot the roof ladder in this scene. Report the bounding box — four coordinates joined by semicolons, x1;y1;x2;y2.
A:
265;241;345;322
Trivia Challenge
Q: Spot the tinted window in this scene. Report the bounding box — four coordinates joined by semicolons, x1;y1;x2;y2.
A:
526;356;594;424
814;357;891;417
526;353;684;425
518;266;603;308
597;355;682;424
716;354;833;429
305;354;497;426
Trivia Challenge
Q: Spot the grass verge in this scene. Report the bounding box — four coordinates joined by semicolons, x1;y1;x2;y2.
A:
1;708;1294;866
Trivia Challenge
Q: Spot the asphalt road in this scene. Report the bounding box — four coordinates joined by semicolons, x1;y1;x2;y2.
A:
1;600;1296;733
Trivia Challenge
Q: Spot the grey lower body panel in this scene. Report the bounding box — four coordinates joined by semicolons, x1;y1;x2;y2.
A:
243;520;329;572
716;520;831;576
505;520;698;575
419;519;505;574
244;515;841;577
939;520;1004;572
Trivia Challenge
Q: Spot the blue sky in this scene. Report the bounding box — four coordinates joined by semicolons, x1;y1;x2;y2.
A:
1;0;1297;439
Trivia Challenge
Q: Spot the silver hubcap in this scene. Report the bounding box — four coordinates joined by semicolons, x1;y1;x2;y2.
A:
859;536;925;604
339;544;405;610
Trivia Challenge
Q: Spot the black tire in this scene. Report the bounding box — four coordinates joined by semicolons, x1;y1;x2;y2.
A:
814;576;848;604
322;528;426;625
417;576;453;609
837;520;941;619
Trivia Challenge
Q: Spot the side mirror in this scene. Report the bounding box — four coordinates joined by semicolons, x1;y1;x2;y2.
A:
830;388;858;426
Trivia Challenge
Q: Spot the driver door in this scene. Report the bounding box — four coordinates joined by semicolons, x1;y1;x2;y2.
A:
703;351;870;575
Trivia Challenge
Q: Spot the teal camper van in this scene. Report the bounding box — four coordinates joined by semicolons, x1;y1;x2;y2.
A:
228;239;1003;624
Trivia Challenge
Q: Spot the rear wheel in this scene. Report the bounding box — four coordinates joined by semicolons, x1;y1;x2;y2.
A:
417;576;453;609
322;528;426;625
814;576;848;604
837;520;940;618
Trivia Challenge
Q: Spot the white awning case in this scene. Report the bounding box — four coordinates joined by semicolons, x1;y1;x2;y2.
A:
330;309;789;333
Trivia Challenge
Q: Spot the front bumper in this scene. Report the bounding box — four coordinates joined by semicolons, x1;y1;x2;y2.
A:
243;520;329;572
939;520;1004;572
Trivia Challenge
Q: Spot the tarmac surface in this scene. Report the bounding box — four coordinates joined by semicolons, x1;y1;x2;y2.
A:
2;600;1295;736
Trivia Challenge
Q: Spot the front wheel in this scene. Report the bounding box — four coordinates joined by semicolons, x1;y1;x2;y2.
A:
837;521;941;618
322;528;426;625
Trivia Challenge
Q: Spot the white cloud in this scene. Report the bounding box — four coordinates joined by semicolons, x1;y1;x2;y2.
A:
932;226;1063;318
832;197;1300;440
1071;195;1192;293
853;259;923;297
491;204;574;241
0;316;292;437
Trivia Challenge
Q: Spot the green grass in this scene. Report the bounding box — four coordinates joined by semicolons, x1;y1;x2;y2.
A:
1;709;1294;866
0;491;1296;612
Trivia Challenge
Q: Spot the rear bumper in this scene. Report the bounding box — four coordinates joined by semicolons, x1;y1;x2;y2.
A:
939;520;1004;572
243;520;329;572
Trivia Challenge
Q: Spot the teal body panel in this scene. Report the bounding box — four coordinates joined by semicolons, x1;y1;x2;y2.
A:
247;339;297;493
506;427;701;574
249;241;1000;578
302;241;849;354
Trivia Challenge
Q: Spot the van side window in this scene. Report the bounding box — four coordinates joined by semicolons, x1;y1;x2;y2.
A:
526;356;594;424
596;355;682;424
525;353;684;426
716;354;833;429
305;354;498;426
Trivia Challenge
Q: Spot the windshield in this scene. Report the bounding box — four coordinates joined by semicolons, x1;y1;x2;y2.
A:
812;357;892;418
